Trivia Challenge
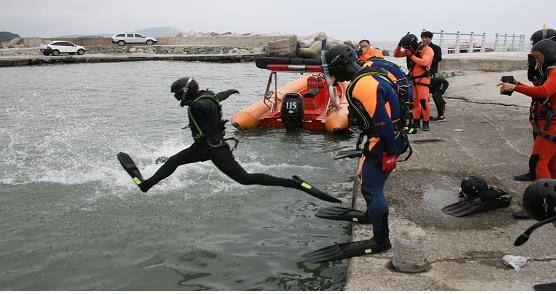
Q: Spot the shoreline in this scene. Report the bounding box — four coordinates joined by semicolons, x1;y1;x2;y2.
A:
0;53;263;67
0;51;527;72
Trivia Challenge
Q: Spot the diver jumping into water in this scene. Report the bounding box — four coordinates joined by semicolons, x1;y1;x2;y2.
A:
118;76;341;203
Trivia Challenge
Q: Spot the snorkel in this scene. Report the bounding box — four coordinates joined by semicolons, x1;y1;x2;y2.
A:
514;215;556;246
320;38;340;109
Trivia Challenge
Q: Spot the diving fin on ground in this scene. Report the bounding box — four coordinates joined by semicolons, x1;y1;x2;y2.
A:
292;175;342;203
117;152;144;188
442;187;511;217
315;206;370;223
534;282;556;291
334;149;363;160
303;237;391;263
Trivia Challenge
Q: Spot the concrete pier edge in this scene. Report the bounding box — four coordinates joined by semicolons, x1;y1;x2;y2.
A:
344;68;556;290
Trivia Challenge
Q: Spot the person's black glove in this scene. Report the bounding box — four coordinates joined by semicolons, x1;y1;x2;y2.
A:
231;89;240;95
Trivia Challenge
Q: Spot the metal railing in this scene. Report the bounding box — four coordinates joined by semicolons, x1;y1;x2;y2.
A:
428;30;528;54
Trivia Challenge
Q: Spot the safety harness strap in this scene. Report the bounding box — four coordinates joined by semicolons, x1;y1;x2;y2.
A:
188;93;224;139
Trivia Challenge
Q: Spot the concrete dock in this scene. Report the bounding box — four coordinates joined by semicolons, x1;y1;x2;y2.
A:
344;69;556;290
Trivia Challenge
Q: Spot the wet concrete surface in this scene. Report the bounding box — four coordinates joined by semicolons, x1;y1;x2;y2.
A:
344;89;556;290
387;170;516;231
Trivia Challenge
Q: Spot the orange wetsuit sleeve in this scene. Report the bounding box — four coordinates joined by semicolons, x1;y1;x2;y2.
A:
515;69;556;98
394;45;405;58
410;46;433;68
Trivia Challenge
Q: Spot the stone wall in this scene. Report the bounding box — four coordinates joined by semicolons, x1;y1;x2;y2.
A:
440;58;527;72
18;35;297;57
157;35;296;47
23;37;114;47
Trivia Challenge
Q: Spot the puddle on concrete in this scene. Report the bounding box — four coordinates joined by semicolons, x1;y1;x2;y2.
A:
387;170;516;231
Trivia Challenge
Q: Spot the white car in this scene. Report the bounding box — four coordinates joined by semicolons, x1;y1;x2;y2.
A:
40;41;86;56
112;33;158;46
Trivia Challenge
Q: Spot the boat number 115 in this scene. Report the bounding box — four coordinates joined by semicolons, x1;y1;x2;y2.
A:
285;102;297;110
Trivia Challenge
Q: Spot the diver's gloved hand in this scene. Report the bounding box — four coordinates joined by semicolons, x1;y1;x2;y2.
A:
231;89;240;95
404;50;413;57
381;153;397;173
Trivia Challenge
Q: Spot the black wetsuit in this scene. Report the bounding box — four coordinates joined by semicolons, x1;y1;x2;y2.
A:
139;90;297;192
430;77;449;117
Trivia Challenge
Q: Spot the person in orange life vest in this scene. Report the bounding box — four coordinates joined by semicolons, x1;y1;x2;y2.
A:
498;39;556;179
394;33;434;131
307;44;409;260
358;39;384;63
514;29;556;183
363;57;417;134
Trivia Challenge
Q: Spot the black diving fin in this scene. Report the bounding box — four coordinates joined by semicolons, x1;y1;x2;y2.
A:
303;237;391;263
442;187;511;217
117;152;144;187
534;282;556;291
292;175;342;203
334;149;363;160
315;206;370;223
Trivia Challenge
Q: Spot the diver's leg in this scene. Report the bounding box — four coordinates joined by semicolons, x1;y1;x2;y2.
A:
210;145;341;203
533;136;555;180
419;85;431;130
210;145;296;187
140;144;209;192
412;87;422;123
549;155;556;179
360;155;390;241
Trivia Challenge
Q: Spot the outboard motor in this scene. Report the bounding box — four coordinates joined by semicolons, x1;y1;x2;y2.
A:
281;93;304;132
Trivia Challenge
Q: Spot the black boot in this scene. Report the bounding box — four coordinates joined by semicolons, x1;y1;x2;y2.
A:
512;210;531;220
413;119;421;129
422;120;430;131
513;172;535;182
514;154;538;181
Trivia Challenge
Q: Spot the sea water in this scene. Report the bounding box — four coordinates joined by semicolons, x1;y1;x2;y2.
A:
0;61;363;290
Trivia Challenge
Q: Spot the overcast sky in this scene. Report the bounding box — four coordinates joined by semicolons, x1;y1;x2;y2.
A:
1;0;554;41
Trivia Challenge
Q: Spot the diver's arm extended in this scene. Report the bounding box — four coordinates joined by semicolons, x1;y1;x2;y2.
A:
515;70;556;98
216;89;240;102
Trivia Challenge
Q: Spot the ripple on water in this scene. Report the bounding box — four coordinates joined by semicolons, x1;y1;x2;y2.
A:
0;61;355;290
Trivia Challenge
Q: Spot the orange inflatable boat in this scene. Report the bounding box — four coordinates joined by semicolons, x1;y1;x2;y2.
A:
231;57;350;133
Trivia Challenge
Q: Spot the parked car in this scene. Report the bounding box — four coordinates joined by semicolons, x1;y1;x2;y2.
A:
112;33;158;46
40;41;86;56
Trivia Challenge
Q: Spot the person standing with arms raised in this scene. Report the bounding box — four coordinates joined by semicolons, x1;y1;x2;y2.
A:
394;33;434;131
